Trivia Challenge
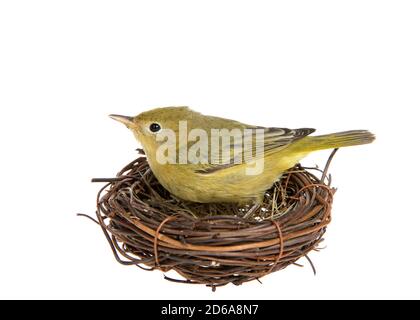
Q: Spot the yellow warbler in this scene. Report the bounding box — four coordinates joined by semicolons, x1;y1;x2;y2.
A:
110;106;374;203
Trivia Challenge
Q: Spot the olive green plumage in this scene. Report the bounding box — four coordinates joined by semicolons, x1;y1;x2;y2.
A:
110;107;375;203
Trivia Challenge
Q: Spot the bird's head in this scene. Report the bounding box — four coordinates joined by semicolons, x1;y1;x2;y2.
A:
109;106;197;159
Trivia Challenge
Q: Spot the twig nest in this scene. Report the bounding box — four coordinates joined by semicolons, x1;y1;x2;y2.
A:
94;150;336;289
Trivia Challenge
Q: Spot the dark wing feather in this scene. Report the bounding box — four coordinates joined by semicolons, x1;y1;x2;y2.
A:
195;126;315;174
262;127;315;155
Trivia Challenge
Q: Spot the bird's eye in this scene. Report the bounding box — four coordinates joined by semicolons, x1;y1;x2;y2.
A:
149;123;161;133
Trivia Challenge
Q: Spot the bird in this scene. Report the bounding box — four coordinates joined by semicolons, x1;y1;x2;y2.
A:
109;106;374;204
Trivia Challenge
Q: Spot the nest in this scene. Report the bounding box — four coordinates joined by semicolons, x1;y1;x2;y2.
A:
86;149;337;290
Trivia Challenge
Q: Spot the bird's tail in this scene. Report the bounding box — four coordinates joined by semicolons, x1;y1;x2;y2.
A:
296;130;375;152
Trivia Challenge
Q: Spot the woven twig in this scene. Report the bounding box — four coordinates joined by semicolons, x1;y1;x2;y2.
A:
88;149;337;289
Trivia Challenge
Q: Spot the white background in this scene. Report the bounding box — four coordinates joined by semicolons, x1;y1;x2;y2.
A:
1;1;419;300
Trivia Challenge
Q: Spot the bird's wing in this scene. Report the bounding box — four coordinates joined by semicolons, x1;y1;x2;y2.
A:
257;126;315;157
194;126;315;174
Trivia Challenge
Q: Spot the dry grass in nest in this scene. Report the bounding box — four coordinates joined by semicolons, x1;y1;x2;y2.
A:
80;149;337;290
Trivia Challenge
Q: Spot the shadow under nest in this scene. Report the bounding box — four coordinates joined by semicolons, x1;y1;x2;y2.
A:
85;149;337;290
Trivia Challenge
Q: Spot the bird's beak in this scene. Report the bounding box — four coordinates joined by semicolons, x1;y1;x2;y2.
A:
109;114;135;127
